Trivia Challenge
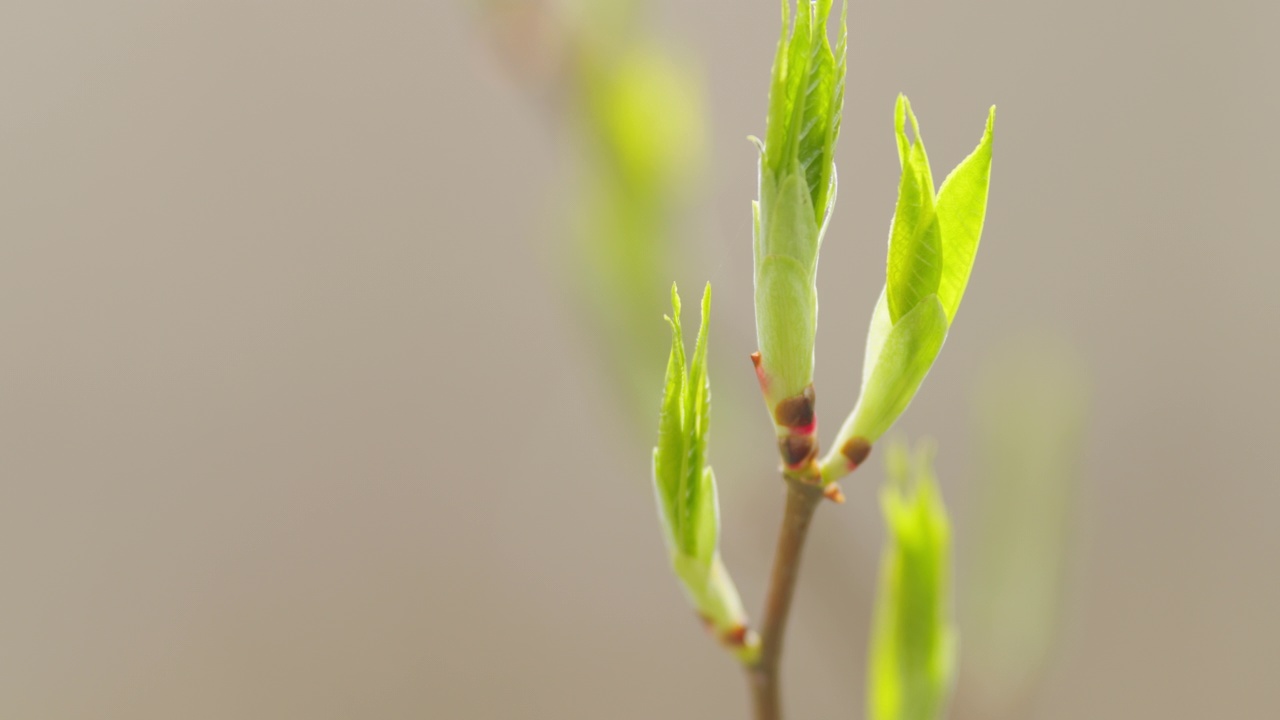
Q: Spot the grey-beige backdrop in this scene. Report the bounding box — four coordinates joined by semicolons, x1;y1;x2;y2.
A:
1;2;1276;719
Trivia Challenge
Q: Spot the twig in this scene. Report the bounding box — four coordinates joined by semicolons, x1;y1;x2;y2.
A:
746;478;826;720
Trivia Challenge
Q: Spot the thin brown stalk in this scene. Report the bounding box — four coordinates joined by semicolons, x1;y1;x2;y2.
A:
745;478;825;720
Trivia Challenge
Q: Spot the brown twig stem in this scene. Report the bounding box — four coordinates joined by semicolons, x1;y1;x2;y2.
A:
746;478;825;720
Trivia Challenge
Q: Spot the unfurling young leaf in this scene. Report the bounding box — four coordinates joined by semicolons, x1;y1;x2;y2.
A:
820;98;995;484
868;441;957;720
752;0;847;470
886;96;941;323
652;283;758;662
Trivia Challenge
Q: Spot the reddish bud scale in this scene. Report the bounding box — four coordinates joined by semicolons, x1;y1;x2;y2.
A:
698;614;754;649
773;385;819;470
791;419;817;436
750;352;769;393
751;353;822;472
722;624;750;647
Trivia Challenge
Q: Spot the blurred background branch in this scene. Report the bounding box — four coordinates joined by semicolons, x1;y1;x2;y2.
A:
475;0;708;429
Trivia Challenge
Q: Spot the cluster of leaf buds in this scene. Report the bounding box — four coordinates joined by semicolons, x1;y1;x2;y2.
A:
651;284;759;662
751;0;847;475
648;0;994;667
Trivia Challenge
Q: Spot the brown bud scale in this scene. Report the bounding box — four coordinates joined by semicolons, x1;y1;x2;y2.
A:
840;437;873;469
773;385;816;431
779;434;817;469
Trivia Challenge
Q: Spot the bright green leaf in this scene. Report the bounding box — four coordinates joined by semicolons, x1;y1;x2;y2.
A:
763;0;845;221
886;95;942;323
935;106;995;323
832;0;848;143
797;0;839;218
653;283;715;556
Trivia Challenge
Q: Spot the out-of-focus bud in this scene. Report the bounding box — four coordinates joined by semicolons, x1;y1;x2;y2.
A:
867;440;957;720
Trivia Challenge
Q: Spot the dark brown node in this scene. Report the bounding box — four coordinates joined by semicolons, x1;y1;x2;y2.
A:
840;437;873;469
778;434;817;468
773;385;816;430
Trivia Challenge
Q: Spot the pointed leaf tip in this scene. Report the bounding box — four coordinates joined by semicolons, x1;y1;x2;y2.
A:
934;104;996;323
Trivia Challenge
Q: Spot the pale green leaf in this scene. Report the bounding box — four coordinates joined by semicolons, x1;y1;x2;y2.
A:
862;286;892;391
754;168;819;406
756;253;817;403
935;106;995;323
761;168;820;265
670;550;755;662
751;199;763;263
691;466;720;563
847;295;948;443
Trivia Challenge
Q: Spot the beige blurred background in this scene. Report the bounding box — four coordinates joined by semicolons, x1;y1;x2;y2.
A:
1;1;1277;718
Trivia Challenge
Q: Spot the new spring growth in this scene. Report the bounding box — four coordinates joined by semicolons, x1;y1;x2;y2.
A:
652;283;759;663
821;96;995;484
868;441;957;720
751;0;847;472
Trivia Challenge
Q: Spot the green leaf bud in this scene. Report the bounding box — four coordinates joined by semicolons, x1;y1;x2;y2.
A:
820;98;994;483
752;0;847;467
652;283;758;662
